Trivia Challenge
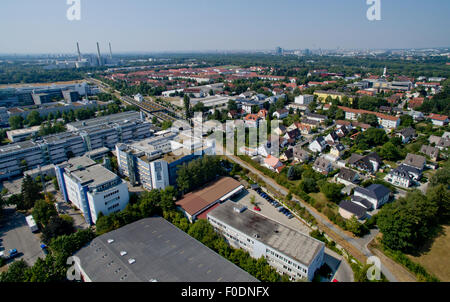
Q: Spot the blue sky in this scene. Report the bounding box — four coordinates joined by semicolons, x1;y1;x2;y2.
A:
0;0;449;54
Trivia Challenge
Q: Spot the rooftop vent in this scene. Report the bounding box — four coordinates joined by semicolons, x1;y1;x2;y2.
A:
128;258;136;265
107;239;114;244
120;251;127;256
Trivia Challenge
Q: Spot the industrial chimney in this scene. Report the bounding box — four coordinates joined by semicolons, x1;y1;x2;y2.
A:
96;42;102;66
109;42;113;59
76;42;82;61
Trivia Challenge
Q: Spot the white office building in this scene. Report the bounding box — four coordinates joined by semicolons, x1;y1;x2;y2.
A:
295;95;314;105
55;157;129;225
207;202;325;281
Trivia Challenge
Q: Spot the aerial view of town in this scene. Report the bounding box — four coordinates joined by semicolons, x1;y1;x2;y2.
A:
0;0;449;294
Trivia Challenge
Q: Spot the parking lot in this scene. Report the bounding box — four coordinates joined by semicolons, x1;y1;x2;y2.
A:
231;188;311;236
0;207;45;267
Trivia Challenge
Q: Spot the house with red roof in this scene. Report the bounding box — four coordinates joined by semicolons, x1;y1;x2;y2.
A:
263;155;285;173
429;114;449;126
244;114;261;128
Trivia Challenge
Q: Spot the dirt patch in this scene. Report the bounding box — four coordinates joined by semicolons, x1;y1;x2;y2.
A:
407;225;450;281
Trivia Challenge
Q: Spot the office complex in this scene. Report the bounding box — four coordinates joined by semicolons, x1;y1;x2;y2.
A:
55;156;129;225
207;202;325;281
115;130;215;190
0;82;98;108
0;112;152;180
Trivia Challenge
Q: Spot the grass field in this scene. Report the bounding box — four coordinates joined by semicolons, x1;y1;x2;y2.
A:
407;225;450;281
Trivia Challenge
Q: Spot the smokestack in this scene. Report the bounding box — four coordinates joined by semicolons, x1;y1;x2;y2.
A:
96;42;102;66
76;42;82;61
109;42;113;59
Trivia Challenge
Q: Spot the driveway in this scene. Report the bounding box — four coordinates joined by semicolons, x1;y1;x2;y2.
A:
0;207;45;266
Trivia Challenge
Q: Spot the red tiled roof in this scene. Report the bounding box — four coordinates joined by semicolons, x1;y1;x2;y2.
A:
429;113;449;121
176;177;243;216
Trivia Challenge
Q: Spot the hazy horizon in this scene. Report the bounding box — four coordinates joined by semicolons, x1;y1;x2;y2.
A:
1;0;450;54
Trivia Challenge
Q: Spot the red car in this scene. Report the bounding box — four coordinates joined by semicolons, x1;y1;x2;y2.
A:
254;206;261;212
332;279;339;282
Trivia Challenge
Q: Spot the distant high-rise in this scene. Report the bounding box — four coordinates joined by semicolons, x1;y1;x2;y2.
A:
96;42;103;66
275;46;283;56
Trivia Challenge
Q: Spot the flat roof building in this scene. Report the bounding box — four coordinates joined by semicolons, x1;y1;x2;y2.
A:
74;217;258;282
207;202;325;281
56;156;129;225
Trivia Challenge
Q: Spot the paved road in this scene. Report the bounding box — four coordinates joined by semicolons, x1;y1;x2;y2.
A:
0;207;45;266
225;154;398;282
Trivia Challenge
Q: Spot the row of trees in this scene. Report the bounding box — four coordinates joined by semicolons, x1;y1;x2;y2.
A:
176;156;226;195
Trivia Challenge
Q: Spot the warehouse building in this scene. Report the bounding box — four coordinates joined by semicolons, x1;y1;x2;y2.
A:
207;202;325;281
176;177;244;223
74;217;258;282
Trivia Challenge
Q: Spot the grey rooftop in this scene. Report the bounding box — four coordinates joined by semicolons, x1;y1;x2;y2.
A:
207;202;324;268
74;217;259;282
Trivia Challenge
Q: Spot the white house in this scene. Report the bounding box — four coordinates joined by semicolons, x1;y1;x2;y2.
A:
308;137;328;153
273;109;289;120
353;184;390;209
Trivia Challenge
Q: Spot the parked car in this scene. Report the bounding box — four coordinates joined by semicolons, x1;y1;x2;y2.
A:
7;249;19;260
40;244;49;255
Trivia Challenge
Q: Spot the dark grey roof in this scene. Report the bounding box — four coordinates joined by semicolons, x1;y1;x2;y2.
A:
420;145;439;158
389;165;413;181
339;200;367;219
283;148;294;159
348;152;383;171
400;127;416;138
334;143;346;152
338;168;358;182
74;217;258;282
355;184;390;200
397;164;421;176
403;153;426;169
351;196;374;210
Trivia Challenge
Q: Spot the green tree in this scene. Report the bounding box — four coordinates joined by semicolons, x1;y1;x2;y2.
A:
32;199;58;227
42;216;75;244
379;142;404;161
184;94;191;118
377;191;438;252
319;182;344;203
9;115;24;130
25;111;42;126
17;175;42;210
0;260;29;282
